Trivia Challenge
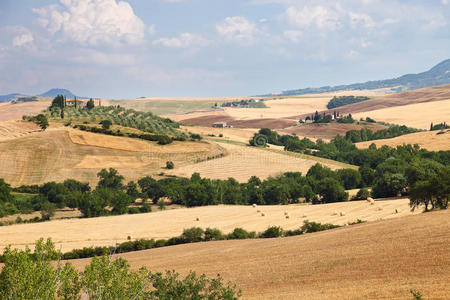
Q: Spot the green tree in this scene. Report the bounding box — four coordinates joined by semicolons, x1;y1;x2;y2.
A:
100;119;112;129
51;95;65;109
86;98;95;110
97;168;124;190
126;181;139;198
35;114;49;130
40;201;56;220
317;178;348;203
0;178;13;202
166;161;174;169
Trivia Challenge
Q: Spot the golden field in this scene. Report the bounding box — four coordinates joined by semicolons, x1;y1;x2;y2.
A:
356;130;450;151
68;209;450;299
0;198;416;252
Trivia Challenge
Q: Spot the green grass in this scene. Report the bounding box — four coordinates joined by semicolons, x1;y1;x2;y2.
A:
12;192;36;202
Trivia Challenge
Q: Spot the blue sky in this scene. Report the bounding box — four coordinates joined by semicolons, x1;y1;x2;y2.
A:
0;0;449;98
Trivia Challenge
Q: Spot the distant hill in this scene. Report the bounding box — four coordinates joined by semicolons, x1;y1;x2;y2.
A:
270;59;450;96
0;93;26;103
38;88;87;99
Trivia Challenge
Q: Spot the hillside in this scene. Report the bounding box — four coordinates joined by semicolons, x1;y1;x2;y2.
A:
0;124;222;187
356;130;450;151
38;88;85;99
275;59;450;96
0;199;417;252
68;210;450;299
0;93;25;102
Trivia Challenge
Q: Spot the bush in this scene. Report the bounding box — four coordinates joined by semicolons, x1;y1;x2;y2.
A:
166;161;175;169
99;119;112;129
227;228;249;239
181;227;204;243
301;220;340;233
355;188;370;200
204;228;225;241
260;226;283;238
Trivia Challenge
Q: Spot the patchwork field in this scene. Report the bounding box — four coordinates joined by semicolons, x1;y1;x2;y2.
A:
0;124;223;187
0;198;417;252
66;209;449;299
166;141;355;182
356;130;450;151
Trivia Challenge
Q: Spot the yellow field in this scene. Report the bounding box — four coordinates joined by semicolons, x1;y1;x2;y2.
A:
166;141;354;182
356;130;450;151
180;125;257;143
0;125;223;187
68;209;449;300
0;120;40;141
353;99;450;129
0;99;51;121
0;199;417;252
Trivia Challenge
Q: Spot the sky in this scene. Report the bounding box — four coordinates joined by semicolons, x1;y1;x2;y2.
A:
0;0;449;99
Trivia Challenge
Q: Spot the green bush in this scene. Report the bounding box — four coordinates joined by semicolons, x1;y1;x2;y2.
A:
301;220;340;233
227;228;250;239
181;227;204;243
260;226;283;238
204;228;225;241
166;161;175;169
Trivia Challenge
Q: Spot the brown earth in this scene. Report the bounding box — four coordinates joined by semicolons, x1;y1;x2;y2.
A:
279;123;388;140
68;210;450;299
180;114;297;129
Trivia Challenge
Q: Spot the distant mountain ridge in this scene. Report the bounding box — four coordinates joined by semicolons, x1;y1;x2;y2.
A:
0;88;89;102
267;59;450;96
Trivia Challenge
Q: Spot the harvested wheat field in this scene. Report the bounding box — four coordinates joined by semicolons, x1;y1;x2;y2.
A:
352;99;450;129
0;198;417;252
0;99;51;121
0;120;41;141
166;142;354;182
356;130;450;151
68;210;449;299
0;127;223;186
181;126;257;144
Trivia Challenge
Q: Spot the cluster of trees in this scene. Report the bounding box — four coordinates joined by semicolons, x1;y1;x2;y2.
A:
344;125;420;143
327;95;370;109
430;122;449;131
218;99;266;108
250;128;317;152
303;111;355;124
0;238;240;299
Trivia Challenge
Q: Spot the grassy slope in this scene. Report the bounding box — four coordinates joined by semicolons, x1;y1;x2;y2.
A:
70;210;450;299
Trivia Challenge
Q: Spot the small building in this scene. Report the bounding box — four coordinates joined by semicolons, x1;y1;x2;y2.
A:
67;99;84;106
212;122;227;128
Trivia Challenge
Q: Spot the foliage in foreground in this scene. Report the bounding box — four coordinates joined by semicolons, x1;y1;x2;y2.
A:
0;239;241;300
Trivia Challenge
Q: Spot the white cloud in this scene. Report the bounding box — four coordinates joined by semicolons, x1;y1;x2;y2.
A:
285;5;342;31
442;0;449;5
349;12;375;28
71;49;135;65
33;0;145;46
13;33;34;47
216;16;258;42
283;30;302;43
153;33;209;48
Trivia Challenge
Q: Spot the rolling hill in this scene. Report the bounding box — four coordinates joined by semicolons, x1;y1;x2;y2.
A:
68;209;450;299
273;59;450;96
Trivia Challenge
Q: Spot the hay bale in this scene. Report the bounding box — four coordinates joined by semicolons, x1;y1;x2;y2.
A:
332;211;338;216
340;211;346;216
285;214;290;219
284;211;289;216
195;217;200;221
302;214;307;218
252;204;257;208
127;235;132;241
257;209;261;213
377;207;383;211
395;209;399;214
261;213;265;217
367;197;374;202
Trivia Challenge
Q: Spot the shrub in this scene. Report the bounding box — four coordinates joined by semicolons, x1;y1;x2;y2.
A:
99;119;112;130
355;188;370;200
181;227;204;243
301;220;340;233
260;226;283;238
227;228;249;239
166;161;175;169
204;228;225;241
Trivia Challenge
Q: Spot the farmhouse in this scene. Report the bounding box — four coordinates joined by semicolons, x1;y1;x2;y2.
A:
67;99;84;106
212;122;234;128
